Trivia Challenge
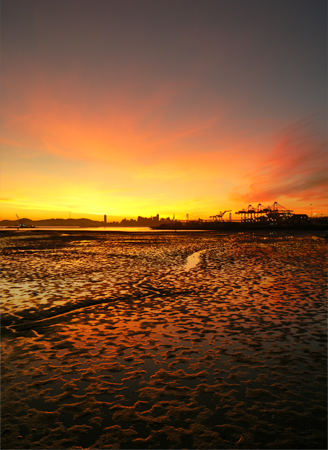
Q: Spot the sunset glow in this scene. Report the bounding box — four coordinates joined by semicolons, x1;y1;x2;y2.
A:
1;0;327;221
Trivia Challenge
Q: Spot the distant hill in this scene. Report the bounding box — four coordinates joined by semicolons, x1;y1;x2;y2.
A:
1;218;106;227
0;216;167;227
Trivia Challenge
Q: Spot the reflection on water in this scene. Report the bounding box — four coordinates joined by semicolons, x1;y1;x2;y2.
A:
1;226;207;233
184;250;203;271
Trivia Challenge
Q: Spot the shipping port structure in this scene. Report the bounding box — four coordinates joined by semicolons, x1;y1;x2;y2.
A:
234;202;308;224
153;202;326;231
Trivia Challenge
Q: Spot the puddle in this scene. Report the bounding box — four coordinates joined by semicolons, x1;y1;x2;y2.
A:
185;251;203;271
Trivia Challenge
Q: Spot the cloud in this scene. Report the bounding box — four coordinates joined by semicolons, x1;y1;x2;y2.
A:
229;112;327;206
1;64;223;169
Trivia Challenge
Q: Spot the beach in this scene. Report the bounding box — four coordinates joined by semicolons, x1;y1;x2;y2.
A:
1;231;327;449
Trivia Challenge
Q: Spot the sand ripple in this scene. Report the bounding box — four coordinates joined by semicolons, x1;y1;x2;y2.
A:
1;231;327;449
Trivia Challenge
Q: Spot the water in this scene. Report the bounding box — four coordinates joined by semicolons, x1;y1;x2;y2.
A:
1;226;207;233
185;250;203;270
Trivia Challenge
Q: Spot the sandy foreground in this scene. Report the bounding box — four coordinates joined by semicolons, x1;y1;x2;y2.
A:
1;231;327;449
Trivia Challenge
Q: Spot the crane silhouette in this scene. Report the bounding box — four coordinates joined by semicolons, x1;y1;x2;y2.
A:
210;210;231;221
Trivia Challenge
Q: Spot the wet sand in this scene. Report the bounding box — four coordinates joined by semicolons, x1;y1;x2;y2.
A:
1;231;327;449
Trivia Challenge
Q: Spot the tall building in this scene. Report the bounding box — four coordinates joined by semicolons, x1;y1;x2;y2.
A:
104;215;107;225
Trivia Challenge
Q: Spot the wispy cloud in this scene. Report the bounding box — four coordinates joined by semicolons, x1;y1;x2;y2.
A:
1;66;222;167
229;112;327;206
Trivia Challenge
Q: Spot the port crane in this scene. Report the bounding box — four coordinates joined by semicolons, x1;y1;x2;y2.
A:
210;210;231;221
235;202;294;222
15;214;34;228
16;214;23;227
217;210;231;221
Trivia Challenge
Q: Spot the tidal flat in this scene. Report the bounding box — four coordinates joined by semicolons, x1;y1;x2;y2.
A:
1;231;327;449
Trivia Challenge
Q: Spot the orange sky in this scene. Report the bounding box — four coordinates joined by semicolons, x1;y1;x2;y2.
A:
1;0;327;221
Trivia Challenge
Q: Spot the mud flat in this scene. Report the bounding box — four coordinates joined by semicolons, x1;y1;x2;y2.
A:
1;231;327;449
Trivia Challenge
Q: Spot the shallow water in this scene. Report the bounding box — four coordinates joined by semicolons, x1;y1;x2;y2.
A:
1;226;208;233
1;232;327;449
184;250;203;271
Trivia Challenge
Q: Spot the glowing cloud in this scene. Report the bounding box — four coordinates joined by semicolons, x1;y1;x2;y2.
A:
230;113;327;209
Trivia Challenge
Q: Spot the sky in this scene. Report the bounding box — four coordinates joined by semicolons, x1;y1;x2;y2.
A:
1;0;327;221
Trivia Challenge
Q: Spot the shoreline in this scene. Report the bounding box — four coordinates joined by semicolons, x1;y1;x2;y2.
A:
1;227;327;239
